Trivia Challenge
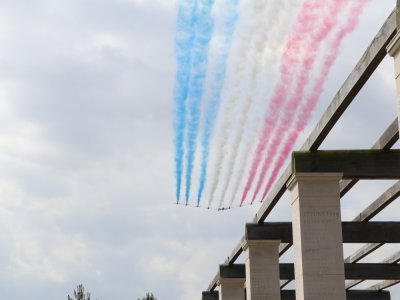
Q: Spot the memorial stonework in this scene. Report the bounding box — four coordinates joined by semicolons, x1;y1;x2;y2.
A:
218;278;245;300
287;173;346;300
243;240;281;300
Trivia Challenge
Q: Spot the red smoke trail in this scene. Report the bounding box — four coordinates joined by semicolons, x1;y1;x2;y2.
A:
261;0;370;200
251;0;348;203
240;0;322;206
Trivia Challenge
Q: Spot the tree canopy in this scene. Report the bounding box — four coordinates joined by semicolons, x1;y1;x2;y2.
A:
138;292;157;300
68;284;91;300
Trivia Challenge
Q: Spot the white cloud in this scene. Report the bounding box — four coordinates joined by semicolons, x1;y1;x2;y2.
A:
0;0;397;299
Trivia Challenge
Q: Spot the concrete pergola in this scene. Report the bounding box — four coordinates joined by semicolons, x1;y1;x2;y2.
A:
202;3;400;300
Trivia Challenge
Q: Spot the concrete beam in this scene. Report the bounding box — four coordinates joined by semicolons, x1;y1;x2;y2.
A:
202;291;219;300
219;264;245;279
207;272;220;292
369;280;400;290
344;181;400;266
292;150;400;179
342;222;400;243
344;263;400;280
398;0;400;28
340;118;399;196
346;251;400;289
345;243;383;264
383;250;400;264
281;290;391;300
219;263;400;281
246;222;400;243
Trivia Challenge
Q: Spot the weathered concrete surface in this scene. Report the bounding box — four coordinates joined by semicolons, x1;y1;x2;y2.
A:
288;173;346;300
292;150;400;179
281;290;391;300
202;291;219;300
243;240;280;300
218;278;244;300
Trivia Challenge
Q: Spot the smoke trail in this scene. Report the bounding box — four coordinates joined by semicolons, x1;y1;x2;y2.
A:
215;0;286;209
251;0;348;203
241;0;323;206
196;0;239;206
206;0;271;208
184;0;216;204
173;0;198;203
222;0;301;208
227;118;260;208
262;0;370;199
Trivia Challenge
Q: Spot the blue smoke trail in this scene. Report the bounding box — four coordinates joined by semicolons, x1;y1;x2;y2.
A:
184;0;216;204
196;0;239;206
173;0;197;203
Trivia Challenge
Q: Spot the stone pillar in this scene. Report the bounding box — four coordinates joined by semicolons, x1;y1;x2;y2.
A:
202;291;219;300
387;27;400;131
287;173;346;300
218;278;245;300
243;240;281;300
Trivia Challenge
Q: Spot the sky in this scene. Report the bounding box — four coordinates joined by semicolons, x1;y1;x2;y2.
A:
0;0;399;299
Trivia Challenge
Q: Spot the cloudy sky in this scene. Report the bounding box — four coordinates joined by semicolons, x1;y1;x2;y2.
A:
0;0;399;299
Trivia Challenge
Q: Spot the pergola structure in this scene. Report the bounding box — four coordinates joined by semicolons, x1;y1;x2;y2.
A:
202;3;400;300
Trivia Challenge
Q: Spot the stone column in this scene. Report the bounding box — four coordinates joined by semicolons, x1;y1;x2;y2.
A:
387;28;400;131
287;173;346;300
243;240;281;300
218;278;245;300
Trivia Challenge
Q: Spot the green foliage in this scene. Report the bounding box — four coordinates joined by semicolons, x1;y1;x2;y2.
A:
68;284;91;300
138;292;157;300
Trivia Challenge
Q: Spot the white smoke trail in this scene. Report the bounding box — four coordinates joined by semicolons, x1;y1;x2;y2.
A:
219;0;302;208
206;0;269;208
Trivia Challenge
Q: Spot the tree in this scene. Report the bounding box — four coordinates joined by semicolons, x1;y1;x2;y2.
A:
68;284;91;300
138;292;157;300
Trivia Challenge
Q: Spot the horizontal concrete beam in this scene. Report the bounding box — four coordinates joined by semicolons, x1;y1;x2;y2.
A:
202;291;218;300
203;289;391;300
340;117;400;196
281;290;391;300
246;222;400;243
220;263;400;280
292;150;400;179
219;264;245;279
344;263;400;280
346;251;400;289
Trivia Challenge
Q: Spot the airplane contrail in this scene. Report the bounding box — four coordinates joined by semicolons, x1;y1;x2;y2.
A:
184;0;216;204
173;0;198;203
262;0;371;200
222;0;301;208
207;0;271;208
241;0;325;205
251;0;349;203
197;0;239;206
